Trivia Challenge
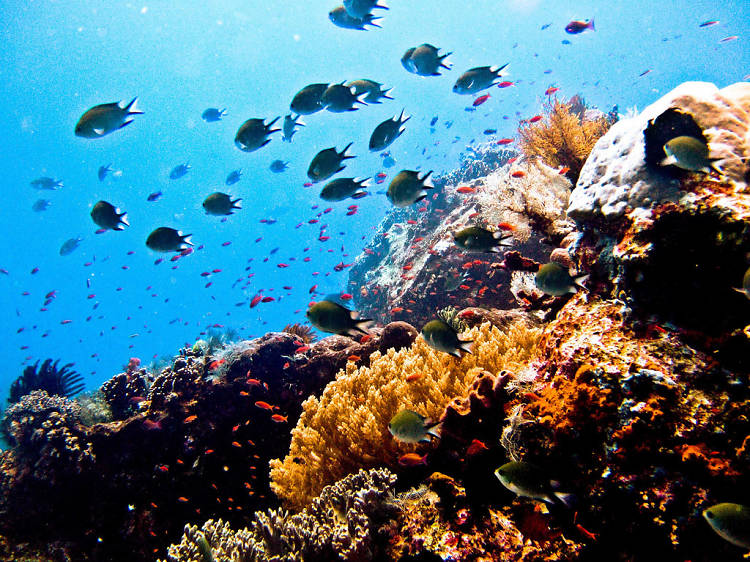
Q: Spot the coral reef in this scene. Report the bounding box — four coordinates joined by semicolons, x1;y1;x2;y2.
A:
7;359;84;404
161;468;398;562
100;369;150;420
269;321;542;510
347;158;573;328
505;294;750;561
518;96;613;183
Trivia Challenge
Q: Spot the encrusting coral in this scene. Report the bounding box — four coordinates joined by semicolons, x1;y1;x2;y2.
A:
269;321;542;511
161;468;398;562
518;96;612;183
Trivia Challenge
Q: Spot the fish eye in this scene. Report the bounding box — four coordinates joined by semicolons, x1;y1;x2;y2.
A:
705;511;714;519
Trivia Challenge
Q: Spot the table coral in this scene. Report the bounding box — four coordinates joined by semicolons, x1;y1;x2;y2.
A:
269;321;542;511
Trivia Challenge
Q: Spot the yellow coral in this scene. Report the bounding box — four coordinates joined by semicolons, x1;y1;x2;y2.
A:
518;98;611;183
269;321;542;511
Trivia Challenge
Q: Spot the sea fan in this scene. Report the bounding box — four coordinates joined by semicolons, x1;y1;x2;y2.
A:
8;359;85;404
283;323;318;344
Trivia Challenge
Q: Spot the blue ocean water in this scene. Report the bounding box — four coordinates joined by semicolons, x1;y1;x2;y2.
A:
1;0;748;398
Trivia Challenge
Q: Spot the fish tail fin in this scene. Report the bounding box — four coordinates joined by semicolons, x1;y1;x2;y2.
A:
118;119;135;130
119;212;129;227
375;0;389;10
458;340;474;355
439;54;452;70
341;142;355;158
589;18;595;31
383;88;394;100
553;491;576;508
181;234;194;246
232;198;242;209
266;116;280;127
367;16;382;28
125;97;143;115
350;318;373;336
572;272;590;292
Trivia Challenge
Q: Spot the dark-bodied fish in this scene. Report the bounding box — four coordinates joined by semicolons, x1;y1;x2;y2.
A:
146;227;192;252
320;177;369;201
290;84;329;115
453;64;509;94
169;162;191;180
401;44;451;76
30;177;62;190
234;117;280;152
494;461;574;507
322;83;367;112
32;199;51;212
97;164;113;182
565;19;595;34
75;97;143;138
703;503;750;549
535;262;588;296
421;319;472;358
387;169;433;207
389;409;441;444
201;108;227;122
91;200;129;231
306;299;371;336
203;193;241;216
225;169;242;185
369;110;410;151
346;79;393;103
453;226;512;253
329;6;381;30
343;0;388;19
282;114;304;141
59;237;83;256
269;160;289;173
660;135;722;174
307;143;355;182
146;191;162;202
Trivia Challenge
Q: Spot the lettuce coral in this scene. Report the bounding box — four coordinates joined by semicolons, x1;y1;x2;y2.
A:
269;321;542;510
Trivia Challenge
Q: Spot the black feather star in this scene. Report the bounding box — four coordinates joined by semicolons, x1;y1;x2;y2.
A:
8;359;85;404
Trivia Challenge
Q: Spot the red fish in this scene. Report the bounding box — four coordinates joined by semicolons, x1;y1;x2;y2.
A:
473;94;491;106
466;439;489;456
250;295;262;308
271;414;288;423
496;138;514;145
545;86;560;96
497;222;515;231
558;166;571;175
340;293;353;300
398;453;428;467
456;186;475;194
528;115;543;123
254;401;274;410
497;81;514;88
565;18;595;34
261;296;274;303
511;170;526;178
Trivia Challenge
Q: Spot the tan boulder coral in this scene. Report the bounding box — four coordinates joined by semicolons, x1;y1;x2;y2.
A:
569;81;750;221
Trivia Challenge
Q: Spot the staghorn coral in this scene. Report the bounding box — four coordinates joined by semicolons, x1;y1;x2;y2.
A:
161;468;398;562
282;323;318;344
518;97;612;184
269;321;542;510
7;359;84;404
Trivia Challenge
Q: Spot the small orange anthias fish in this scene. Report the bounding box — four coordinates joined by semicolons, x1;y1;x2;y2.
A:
398;452;428;467
472;93;491;107
466;438;489;456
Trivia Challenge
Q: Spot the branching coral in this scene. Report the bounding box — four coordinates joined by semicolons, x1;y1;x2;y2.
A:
269;321;542;510
161;468;398;562
7;359;84;404
518;97;612;184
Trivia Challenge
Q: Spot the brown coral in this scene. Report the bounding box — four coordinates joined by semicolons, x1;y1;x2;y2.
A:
518;97;612;183
269;321;542;511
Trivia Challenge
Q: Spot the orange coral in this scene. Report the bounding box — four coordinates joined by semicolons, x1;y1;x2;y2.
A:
518;97;611;183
